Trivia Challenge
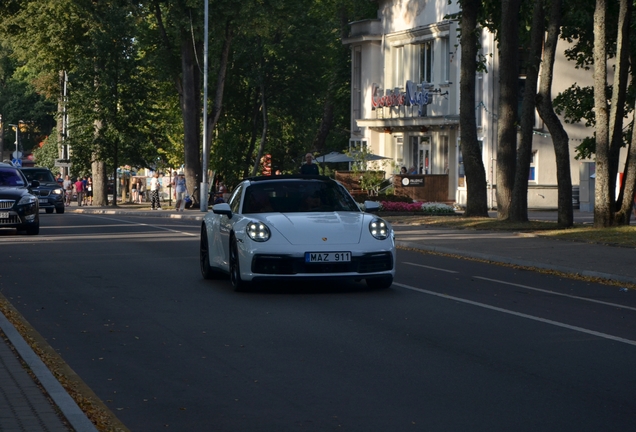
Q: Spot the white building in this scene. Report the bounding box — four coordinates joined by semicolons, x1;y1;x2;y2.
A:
342;0;595;209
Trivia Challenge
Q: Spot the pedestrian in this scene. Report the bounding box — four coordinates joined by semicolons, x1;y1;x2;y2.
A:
300;153;319;175
137;180;145;203
131;179;138;203
400;166;407;175
74;177;84;207
81;176;88;205
86;176;93;206
55;172;63;185
174;171;187;211
150;173;162;210
63;174;72;206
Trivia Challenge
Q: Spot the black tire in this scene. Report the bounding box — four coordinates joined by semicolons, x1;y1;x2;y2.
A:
229;235;249;292
23;222;40;236
366;275;393;289
45;208;54;214
200;224;220;280
56;206;65;214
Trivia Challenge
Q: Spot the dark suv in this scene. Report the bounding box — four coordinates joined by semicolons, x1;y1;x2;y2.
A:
19;167;65;214
0;162;40;235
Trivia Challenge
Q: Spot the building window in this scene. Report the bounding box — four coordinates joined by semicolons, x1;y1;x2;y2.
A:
476;74;483;127
529;151;537;182
353;46;362;126
393;46;404;88
441;38;450;83
420;41;433;84
395;136;404;166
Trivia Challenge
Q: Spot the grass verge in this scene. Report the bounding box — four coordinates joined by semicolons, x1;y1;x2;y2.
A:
382;215;636;248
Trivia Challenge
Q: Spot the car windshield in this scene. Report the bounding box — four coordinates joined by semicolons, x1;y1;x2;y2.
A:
242;180;360;214
22;169;55;182
0;168;26;187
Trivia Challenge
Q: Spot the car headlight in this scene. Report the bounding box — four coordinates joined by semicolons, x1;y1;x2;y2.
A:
18;195;37;206
53;188;64;195
247;221;271;242
369;218;390;240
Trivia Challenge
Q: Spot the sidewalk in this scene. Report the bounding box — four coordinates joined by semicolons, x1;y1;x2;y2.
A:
1;206;633;431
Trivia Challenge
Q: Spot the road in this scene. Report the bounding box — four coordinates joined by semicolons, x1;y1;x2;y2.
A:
1;213;635;431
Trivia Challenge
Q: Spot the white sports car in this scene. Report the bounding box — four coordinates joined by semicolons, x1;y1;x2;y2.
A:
200;175;396;291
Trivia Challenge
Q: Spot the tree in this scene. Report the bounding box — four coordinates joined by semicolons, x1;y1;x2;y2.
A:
495;0;522;220
457;0;489;217
509;0;545;223
536;0;574;227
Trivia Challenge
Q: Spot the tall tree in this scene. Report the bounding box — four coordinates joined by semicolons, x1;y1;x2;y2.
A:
458;0;489;217
592;0;611;227
495;0;522;219
509;0;545;222
536;0;574;227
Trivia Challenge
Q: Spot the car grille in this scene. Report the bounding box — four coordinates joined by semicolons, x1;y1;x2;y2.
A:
0;215;21;225
33;190;50;197
0;200;15;209
252;252;393;275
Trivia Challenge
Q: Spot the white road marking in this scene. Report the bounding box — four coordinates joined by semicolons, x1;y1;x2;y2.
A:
473;276;636;312
64;214;198;236
393;282;636;347
404;262;458;273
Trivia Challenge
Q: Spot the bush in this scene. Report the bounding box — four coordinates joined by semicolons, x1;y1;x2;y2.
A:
356;193;413;203
377;201;456;214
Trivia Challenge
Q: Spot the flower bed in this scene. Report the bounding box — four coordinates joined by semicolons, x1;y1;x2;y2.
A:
379;201;456;215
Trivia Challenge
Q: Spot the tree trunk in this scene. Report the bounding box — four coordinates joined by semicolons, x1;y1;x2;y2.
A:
205;20;233;175
593;0;611;227
536;0;573;228
496;0;521;220
615;135;636;224
459;0;489;217
609;0;631;219
180;34;201;198
510;0;544;222
252;84;268;177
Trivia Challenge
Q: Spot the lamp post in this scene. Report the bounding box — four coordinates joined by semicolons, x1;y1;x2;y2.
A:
8;123;20;166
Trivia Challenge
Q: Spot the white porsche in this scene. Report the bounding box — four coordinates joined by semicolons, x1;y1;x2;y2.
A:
200;175;396;291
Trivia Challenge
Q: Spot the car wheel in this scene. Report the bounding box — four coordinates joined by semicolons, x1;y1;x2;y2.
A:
24;222;40;236
45;208;54;214
56;206;65;214
366;275;393;289
229;235;249;292
200;224;220;280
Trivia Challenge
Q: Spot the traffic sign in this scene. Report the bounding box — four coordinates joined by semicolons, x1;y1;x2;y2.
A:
12;158;22;167
12;151;22;159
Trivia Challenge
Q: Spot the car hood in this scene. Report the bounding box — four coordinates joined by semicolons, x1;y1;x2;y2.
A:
254;212;369;245
34;181;61;189
0;187;30;200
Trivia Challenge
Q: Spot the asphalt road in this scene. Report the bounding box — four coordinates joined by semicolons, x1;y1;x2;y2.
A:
1;213;635;431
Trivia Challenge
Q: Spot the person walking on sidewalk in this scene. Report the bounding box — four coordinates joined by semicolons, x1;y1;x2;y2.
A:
63;174;72;206
174;171;187;211
150;173;162;210
74;177;84;207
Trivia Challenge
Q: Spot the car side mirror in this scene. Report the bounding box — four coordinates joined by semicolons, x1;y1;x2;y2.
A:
31;180;40;188
212;202;233;218
364;200;380;213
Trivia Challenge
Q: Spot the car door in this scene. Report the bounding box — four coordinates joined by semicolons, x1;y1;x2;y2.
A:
214;183;244;270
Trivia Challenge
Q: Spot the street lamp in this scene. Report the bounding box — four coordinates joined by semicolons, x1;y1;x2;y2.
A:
8;123;20;166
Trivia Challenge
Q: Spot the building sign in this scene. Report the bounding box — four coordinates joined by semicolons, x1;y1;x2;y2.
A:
371;81;432;116
400;176;425;187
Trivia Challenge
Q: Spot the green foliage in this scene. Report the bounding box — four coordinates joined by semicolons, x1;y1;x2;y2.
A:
31;134;59;172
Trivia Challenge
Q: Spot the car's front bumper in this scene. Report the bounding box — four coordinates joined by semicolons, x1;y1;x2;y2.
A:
0;203;39;229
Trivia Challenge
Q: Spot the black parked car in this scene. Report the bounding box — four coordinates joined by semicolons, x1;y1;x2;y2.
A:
19;167;65;214
0;162;40;235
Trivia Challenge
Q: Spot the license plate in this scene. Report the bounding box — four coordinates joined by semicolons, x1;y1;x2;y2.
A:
39;199;47;204
305;252;351;263
0;212;8;219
